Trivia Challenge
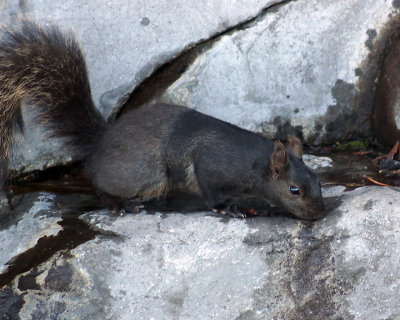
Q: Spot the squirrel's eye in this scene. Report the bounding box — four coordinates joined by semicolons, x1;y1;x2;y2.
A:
289;185;300;195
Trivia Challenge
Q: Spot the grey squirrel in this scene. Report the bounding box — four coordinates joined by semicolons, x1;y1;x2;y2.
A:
0;21;325;220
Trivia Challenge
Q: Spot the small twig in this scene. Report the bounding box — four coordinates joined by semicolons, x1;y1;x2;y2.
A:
322;182;364;188
363;175;398;187
371;140;400;166
352;150;371;155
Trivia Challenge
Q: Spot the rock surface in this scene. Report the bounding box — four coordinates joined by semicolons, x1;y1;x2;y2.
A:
160;0;396;144
0;2;400;318
371;20;400;146
0;0;399;176
2;0;280;175
8;0;279;109
1;167;400;319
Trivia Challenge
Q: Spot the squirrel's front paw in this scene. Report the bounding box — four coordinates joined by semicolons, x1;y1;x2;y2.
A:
212;204;258;219
110;204;144;216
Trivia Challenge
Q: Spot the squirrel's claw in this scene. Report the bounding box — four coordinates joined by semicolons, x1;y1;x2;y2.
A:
212;204;256;219
132;204;144;213
111;208;125;216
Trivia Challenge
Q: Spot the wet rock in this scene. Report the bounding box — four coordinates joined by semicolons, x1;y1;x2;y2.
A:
0;185;399;319
0;193;62;274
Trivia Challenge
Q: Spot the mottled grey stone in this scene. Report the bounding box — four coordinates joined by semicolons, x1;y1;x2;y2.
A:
1;183;400;319
9;108;76;174
160;0;394;144
0;0;286;175
0;2;400;316
0;192;62;274
1;0;398;175
1;0;280;108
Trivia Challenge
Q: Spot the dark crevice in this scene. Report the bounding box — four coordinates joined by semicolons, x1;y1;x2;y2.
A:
0;213;118;289
9;162;83;184
4;162;96;205
371;14;400;145
118;0;294;117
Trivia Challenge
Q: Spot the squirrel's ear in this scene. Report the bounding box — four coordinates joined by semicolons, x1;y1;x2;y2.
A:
287;135;303;160
270;141;289;179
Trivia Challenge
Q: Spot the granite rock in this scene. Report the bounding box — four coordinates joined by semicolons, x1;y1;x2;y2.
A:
1;183;399;319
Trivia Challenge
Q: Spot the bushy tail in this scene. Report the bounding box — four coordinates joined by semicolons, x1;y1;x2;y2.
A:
0;21;106;161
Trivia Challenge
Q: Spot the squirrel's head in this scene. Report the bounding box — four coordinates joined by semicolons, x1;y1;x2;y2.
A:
267;136;325;220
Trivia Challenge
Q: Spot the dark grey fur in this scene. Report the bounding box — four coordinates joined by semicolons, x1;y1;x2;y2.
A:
0;22;325;220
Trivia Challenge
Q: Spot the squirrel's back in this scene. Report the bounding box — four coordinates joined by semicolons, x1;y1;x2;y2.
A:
0;21;325;220
0;21;105;162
